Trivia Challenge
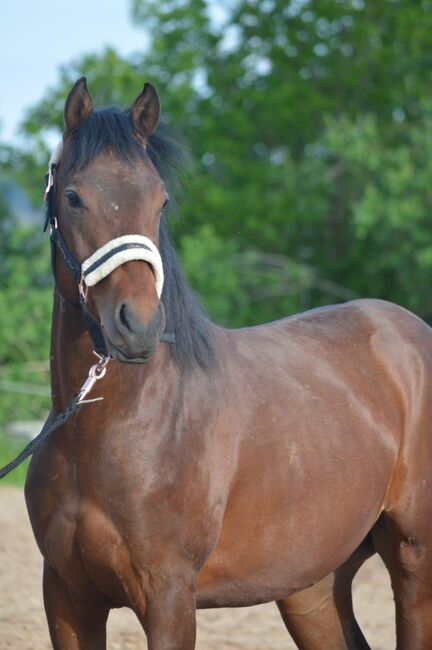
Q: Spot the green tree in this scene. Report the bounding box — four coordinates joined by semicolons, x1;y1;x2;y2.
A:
0;183;51;429
5;0;432;327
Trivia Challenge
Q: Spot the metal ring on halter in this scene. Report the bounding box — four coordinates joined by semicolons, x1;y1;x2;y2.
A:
77;353;111;403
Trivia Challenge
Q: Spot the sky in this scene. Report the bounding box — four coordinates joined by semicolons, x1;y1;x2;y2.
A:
0;0;147;145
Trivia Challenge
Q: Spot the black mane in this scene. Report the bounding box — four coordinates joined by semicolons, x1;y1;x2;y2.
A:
60;106;215;370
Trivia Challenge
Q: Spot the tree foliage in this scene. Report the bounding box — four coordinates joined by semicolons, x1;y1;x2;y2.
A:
2;0;432;441
11;0;432;319
0;196;51;435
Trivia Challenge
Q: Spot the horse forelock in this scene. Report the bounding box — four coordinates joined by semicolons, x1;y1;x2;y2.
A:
57;107;147;179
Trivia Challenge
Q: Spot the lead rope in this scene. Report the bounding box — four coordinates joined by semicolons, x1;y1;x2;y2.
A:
0;353;110;480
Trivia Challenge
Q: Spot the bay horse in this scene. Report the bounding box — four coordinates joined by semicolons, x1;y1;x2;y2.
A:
25;78;432;650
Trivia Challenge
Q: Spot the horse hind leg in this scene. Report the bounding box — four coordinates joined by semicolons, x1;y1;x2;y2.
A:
372;507;432;649
277;538;373;650
371;369;432;649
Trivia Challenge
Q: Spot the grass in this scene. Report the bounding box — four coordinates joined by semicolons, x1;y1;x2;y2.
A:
0;431;30;487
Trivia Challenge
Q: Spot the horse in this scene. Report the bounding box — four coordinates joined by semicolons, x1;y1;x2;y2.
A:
25;77;432;650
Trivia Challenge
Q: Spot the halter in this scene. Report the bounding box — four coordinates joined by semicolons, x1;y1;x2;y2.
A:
44;155;171;358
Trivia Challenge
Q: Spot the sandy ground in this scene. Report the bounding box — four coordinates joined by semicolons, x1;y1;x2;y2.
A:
0;486;396;649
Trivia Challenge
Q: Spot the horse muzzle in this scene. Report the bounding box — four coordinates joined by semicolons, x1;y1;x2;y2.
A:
104;300;166;363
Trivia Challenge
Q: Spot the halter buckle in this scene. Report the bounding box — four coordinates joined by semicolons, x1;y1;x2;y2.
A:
49;217;58;236
79;273;89;303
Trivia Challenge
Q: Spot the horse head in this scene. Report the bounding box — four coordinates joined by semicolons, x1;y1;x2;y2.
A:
52;77;169;363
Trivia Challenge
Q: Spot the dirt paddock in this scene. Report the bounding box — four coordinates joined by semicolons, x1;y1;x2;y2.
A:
0;486;396;649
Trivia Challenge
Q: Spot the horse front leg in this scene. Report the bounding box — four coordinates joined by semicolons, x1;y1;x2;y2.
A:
43;562;109;650
140;573;197;650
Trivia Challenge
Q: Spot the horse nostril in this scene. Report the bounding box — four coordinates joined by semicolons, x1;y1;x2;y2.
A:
119;303;133;332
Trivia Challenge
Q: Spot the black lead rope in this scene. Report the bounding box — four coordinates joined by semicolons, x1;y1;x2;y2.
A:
0;352;111;480
0;398;81;480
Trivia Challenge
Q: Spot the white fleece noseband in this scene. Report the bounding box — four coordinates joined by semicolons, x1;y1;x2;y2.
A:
81;235;164;297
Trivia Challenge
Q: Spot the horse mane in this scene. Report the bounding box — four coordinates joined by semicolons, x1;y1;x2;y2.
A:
59;106;215;371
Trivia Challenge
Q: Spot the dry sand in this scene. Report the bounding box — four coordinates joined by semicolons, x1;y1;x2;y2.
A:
0;486;396;649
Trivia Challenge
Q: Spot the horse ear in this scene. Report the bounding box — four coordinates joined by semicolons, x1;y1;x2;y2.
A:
64;77;93;131
131;82;160;138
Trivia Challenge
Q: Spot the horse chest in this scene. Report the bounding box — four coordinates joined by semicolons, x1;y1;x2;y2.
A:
39;491;147;606
34;459;219;609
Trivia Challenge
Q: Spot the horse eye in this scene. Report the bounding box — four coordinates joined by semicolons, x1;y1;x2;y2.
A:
161;197;170;211
64;189;82;209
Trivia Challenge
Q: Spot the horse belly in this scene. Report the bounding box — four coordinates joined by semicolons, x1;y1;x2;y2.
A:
196;406;398;608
